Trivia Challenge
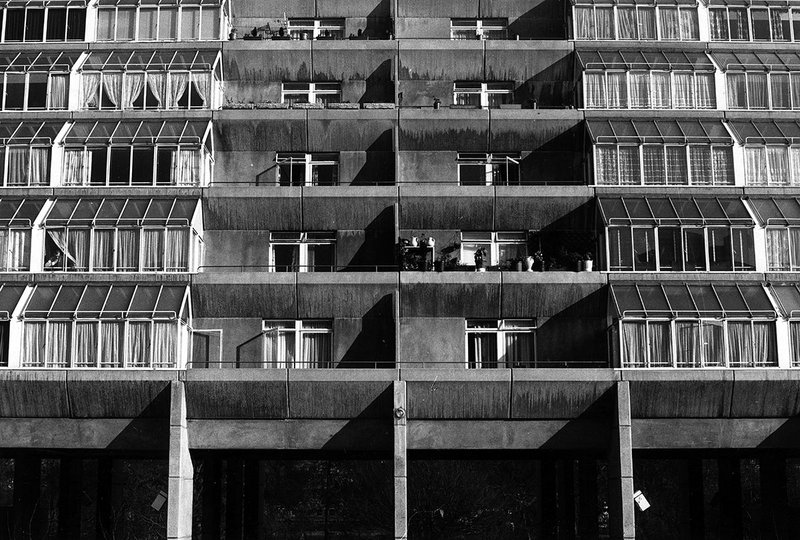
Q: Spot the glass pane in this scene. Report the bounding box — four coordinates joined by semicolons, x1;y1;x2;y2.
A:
100;322;123;367
676;321;701;367
300;332;330;368
633;228;656;271
459;163;486;185
142;229;164;271
273;244;299;272
468;332;497;368
307;243;334;272
648;322;672;367
66;9;86;40
5;73;25;110
74;322;98;367
608;228;633;271
310;163;338;186
92;230;114;271
116;9;135;40
683;228;706;271
618;147;640;185
109;148;131;185
729;8;749;40
732;229;755;271
139;9;158;40
5;10;24;41
702;321;725;367
132;148;155;186
200;7;220;40
665;147;687;184
159;8;178;40
621;322;646;367
752;9;770;40
126;321;151;367
46;321;71;368
181;8;199;40
25;8;45;41
46;8;66;40
504;332;533;368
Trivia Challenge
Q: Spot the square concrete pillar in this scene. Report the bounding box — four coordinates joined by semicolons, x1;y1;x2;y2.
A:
168;381;194;540
609;381;635;540
394;380;407;540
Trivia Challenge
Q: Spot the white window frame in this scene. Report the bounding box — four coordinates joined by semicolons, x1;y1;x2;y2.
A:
1;71;69;111
765;227;800;272
743;145;800;187
573;5;698;41
1;145;50;187
450;18;508;40
287;18;345;40
80;71;212;111
453;82;514;109
709;6;798;42
456;152;521;186
280;82;342;105
0;6;86;42
261;319;333;368
465;319;537;368
0;227;30;271
95;5;223;42
460;231;527;268
584;70;715;111
269;232;336;272
275;153;339;186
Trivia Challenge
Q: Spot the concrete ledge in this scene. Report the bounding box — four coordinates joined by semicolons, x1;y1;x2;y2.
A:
192;272;296;285
184;368;288;382
0;418;169;449
408;419;609;450
607;272;767;283
632;418;800;449
0;370;69;418
187;419;391;450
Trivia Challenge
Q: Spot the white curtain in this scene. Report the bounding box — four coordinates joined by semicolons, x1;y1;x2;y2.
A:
595;146;618;185
22;322;46;367
771;10;787;41
116;229;139;271
302;332;331;368
122;73;145;109
92;229;114;271
745;147;767;185
766;229;789;271
505;332;533;368
748;73;769;108
651;72;671;108
8;229;28;270
659;7;680;39
689;146;711;185
595;8;615;39
643;146;665;184
467;332;496;368
6;147;29;186
712;147;734;185
575;7;594;39
48;74;68;109
771;73;790;109
621;322;647;367
702;322;725;367
176;149;199;185
46;321;71;368
607;72;627;108
791;322;800;367
165;228;189;271
727;73;747;109
791;229;800;270
47;229;74;268
629;72;650;108
666;146;687;184
96;9;115;40
638;8;656;39
74;322;98;367
584;73;605;108
100;322;122;367
767;146;789;185
790;148;800;185
727;321;752;367
617;8;637;39
63;149;86;186
792;74;800;108
679;9;699;40
673;73;693;108
102;72;123;108
695;74;715;108
29;148;49;186
81;73;101;108
618;146;640;185
142;229;164;271
264;329;293;368
126;321;151;367
648;322;672;367
710;9;728;40
67;229;89;270
152;322;176;367
192;72;210;107
168;73;189;108
676;321;700;367
147;72;167;108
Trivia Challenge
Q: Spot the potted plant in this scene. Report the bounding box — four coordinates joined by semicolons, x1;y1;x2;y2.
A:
474;247;487;272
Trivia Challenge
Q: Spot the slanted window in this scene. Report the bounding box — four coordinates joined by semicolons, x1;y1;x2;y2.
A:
275;153;338;186
281;82;341;105
96;5;221;41
269;232;335;272
574;5;697;41
450;19;508;40
262;320;332;368
287;19;345;40
460;232;528;270
466;320;536;368
19;284;191;368
454;82;513;108
457;153;520;185
749;199;800;272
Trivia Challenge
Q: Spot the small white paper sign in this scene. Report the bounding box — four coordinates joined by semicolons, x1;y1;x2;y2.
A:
151;490;168;511
633;490;650;511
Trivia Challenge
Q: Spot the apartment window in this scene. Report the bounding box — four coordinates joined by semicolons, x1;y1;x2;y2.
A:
287;19;345;40
454;82;513;108
595;145;733;186
0;229;30;271
276;153;338;186
466;320;536;368
80;71;211;110
457;153;520;185
575;5;697;41
725;71;800;110
1;72;68;110
607;225;754;272
585;70;715;110
269;232;335;272
0;147;50;187
743;146;800;186
63;146;203;187
2;6;85;42
765;228;800;271
96;5;221;41
460;232;527;269
450;19;508;40
792;321;800;367
281;82;341;105
710;7;798;42
262;320;332;368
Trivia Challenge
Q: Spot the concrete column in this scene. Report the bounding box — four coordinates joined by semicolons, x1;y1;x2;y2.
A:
168;380;194;540
609;381;635;540
394;380;407;540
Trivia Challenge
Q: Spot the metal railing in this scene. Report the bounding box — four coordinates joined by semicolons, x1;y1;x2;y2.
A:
186;360;609;369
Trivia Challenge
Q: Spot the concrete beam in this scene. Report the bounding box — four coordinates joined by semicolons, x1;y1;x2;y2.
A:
0;418;168;449
394;380;407;540
168;381;193;540
632;418;800;449
609;381;635;540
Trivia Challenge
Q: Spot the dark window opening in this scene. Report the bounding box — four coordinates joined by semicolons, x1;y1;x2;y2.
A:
89;148;107;186
131;148;154;185
24;9;44;41
4;74;24;109
5;10;24;41
109;148;130;185
27;73;47;109
156;148;174;185
66;9;85;40
46;8;66;40
0;321;8;366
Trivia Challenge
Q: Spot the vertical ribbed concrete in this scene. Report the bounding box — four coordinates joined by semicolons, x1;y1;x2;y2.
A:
609;380;635;539
168;380;193;540
394;380;407;540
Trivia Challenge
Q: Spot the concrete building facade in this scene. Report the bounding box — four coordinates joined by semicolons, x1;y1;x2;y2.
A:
1;0;800;538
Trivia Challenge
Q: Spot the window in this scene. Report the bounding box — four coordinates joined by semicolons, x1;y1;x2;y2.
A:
0;72;68;111
63;146;205;187
287;19;345;40
574;5;697;40
619;319;777;368
262;320;332;368
0;146;49;187
607;225;755;272
275;153;338;186
21;319;185;368
281;82;341;105
711;7;796;42
1;6;84;42
595;145;733;186
80;71;211;110
269;232;335;272
96;6;221;41
766;228;800;271
743;146;800;186
726;71;800;110
466;320;536;368
791;321;800;367
460;232;527;269
450;19;508;40
454;82;513;108
585;70;715;110
457;153;521;185
43;226;195;273
0;229;30;271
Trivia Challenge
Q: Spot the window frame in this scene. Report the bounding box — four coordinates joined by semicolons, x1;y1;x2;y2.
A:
573;4;698;41
465;319;537;368
261;319;333;368
95;4;222;42
453;82;514;109
275;153;339;186
765;227;800;271
280;82;342;105
450;18;508;40
584;69;715;110
456;152;521;186
460;231;528;268
710;6;797;42
287;18;345;40
80;70;211;111
268;232;336;272
1;6;86;42
1;71;69;111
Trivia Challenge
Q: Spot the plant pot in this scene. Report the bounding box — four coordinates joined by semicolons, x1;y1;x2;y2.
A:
524;256;534;272
410;236;419;247
583;260;593;272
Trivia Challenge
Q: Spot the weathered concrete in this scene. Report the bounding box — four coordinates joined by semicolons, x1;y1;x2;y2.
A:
609;381;635;540
394;381;408;540
168;381;193;540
